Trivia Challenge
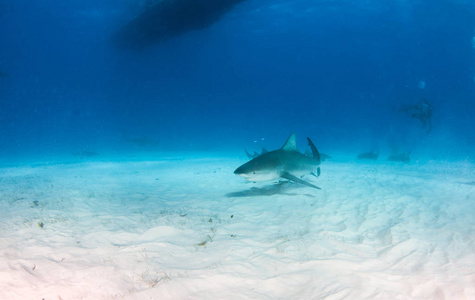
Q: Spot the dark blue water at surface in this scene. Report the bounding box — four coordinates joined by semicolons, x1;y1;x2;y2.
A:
1;0;474;163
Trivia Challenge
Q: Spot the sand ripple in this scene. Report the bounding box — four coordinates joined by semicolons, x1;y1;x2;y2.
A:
1;159;474;299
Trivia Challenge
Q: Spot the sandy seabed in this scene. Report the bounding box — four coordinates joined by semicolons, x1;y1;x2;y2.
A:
1;157;474;299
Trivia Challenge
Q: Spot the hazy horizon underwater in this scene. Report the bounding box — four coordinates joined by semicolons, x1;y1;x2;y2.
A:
1;0;475;299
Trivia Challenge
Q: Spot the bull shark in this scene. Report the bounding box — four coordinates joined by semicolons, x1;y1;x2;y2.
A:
234;134;322;189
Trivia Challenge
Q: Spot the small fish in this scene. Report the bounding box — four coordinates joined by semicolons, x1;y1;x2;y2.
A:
358;151;379;160
244;148;268;159
387;152;411;163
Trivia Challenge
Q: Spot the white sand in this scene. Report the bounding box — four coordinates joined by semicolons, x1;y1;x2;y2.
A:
1;157;474;299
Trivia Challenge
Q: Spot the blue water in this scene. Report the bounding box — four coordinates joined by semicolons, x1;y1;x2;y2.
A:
1;0;474;163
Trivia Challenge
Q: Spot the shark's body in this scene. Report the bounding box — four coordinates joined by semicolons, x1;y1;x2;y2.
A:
234;134;321;189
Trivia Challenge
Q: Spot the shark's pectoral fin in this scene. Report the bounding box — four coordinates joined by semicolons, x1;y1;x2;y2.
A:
310;167;321;178
281;172;321;190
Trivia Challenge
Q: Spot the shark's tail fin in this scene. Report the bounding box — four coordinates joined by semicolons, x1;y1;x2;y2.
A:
307;137;320;162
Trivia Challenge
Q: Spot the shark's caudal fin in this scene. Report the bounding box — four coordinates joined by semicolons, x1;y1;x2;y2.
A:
281;172;321;190
281;133;298;151
308;137;321;177
307;137;321;161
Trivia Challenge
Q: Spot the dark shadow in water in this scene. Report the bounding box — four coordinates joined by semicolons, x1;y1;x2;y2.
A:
113;0;246;49
226;182;316;198
458;181;475;186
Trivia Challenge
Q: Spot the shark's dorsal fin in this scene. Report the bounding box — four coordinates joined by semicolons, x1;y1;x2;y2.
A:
281;133;298;151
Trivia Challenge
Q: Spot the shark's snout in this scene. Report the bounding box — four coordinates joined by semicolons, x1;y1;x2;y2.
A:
234;163;257;179
234;166;247;177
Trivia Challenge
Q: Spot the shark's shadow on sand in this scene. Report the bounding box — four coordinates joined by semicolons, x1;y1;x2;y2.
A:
226;182;315;198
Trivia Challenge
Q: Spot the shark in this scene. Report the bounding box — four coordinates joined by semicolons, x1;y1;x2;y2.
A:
234;134;322;189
